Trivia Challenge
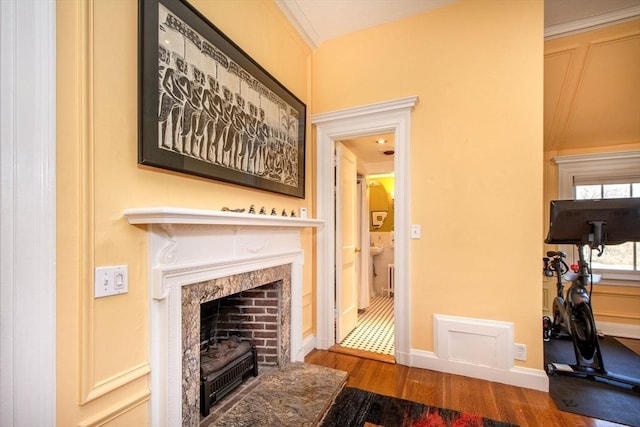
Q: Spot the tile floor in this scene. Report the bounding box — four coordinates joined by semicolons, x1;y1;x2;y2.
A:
340;295;394;356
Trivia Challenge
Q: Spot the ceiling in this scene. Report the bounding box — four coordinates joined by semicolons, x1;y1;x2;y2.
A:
276;0;640;48
275;0;640;174
341;133;396;176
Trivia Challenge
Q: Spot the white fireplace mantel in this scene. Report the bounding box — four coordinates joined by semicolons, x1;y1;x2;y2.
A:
123;206;323;228
123;207;322;427
124;207;323;300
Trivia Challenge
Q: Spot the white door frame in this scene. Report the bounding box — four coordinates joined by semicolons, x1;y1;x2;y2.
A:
0;0;57;425
311;96;418;365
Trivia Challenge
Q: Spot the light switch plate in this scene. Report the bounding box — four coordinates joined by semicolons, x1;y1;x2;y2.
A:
95;265;128;298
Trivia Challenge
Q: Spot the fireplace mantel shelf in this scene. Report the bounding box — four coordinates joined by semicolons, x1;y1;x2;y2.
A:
123;206;324;228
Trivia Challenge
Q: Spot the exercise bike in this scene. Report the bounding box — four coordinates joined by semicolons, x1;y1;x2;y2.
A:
544;219;640;391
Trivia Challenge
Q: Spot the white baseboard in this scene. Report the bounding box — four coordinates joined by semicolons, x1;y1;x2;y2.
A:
597;321;640;339
303;334;316;357
411;349;549;392
395;350;411;366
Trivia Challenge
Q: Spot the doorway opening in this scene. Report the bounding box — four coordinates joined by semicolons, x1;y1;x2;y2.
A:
332;136;396;362
311;96;418;367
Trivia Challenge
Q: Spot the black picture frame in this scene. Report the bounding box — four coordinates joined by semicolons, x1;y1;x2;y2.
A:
139;0;306;198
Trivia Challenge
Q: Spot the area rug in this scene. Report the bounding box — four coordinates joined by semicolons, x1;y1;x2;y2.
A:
545;336;640;427
320;387;517;427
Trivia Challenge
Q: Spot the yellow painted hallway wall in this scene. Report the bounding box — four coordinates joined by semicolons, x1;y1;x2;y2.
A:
56;0;312;424
313;0;544;368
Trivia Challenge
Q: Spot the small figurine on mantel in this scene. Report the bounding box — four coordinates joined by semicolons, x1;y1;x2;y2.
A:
290;209;296;218
281;209;288;217
259;206;267;215
221;207;246;213
270;208;277;215
248;205;256;214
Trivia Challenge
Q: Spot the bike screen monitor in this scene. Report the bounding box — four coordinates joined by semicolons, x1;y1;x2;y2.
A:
545;198;640;247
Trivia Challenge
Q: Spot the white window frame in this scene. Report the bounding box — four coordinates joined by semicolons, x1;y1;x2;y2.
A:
553;150;640;285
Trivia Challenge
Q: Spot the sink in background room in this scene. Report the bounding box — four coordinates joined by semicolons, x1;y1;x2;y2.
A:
370;246;384;256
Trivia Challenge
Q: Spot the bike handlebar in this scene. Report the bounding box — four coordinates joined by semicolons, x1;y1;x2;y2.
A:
544;252;569;279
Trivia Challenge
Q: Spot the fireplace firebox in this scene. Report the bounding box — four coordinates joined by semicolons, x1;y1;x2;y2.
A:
199;280;282;415
200;339;257;416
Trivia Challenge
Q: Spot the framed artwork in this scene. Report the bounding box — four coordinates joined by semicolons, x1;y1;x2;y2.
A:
371;211;388;228
139;0;306;198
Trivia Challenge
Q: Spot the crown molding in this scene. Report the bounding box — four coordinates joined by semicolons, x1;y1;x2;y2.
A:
552;150;640;164
274;0;319;49
545;5;640;40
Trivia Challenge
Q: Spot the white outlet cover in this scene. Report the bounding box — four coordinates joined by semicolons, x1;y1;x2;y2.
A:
514;343;527;361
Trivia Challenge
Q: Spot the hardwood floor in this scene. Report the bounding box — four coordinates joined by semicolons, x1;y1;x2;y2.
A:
617;337;640;355
305;349;627;427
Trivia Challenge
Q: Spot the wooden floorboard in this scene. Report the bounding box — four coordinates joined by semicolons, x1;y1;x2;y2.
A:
617;337;640;355
305;349;627;427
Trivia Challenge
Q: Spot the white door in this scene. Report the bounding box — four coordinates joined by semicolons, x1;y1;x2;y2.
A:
336;143;359;342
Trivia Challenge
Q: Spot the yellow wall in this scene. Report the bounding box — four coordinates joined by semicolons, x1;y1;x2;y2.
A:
313;0;544;365
56;0;312;425
58;0;549;423
368;176;395;232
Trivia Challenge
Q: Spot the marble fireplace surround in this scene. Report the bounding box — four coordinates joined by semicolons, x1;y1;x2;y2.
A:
124;207;323;427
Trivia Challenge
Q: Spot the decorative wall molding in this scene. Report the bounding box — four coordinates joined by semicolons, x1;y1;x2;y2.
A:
75;1;157;405
544;47;577;151
78;389;150;427
545;21;639;152
76;0;101;404
592;287;640;321
82;364;151;404
75;0;151;405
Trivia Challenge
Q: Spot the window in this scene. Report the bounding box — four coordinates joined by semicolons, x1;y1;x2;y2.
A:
554;151;640;283
575;182;639;275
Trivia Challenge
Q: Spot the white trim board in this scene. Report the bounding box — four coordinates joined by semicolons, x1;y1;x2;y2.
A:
411;349;549;392
598;321;640;340
0;0;57;425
